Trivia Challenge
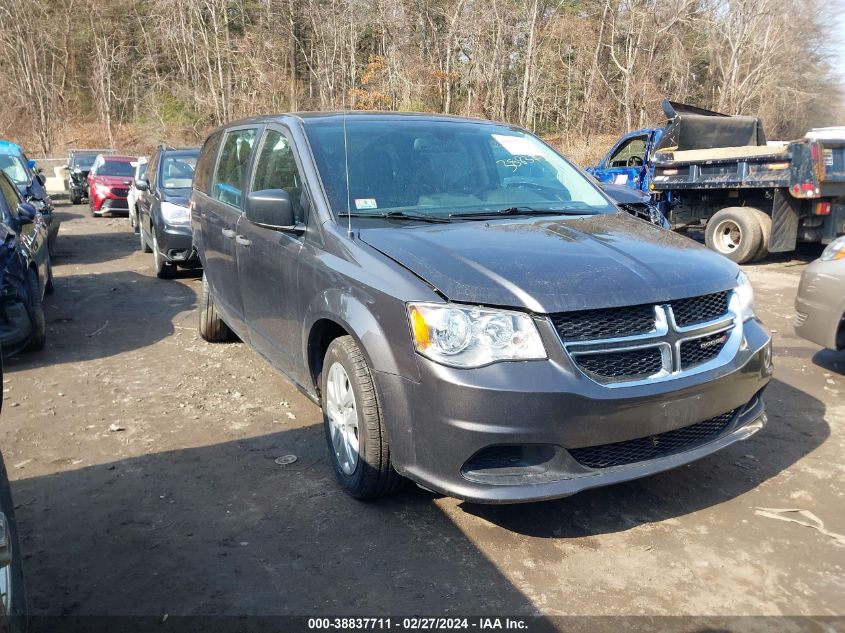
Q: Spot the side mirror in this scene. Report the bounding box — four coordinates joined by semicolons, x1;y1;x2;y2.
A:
135;179;149;191
17;202;37;222
245;189;297;229
36;174;46;186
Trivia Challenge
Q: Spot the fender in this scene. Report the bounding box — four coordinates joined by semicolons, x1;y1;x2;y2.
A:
302;287;421;387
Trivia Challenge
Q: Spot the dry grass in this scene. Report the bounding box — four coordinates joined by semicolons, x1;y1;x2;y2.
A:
543;132;620;168
9;118;620;167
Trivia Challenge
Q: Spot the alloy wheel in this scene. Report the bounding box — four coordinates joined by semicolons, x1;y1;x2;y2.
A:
325;362;359;475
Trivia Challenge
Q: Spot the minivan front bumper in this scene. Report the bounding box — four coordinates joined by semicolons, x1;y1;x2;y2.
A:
375;317;772;504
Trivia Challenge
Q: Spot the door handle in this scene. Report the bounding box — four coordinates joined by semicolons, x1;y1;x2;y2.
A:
235;235;251;247
222;228;236;239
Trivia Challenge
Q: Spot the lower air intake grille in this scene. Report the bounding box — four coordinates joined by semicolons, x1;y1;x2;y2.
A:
574;347;663;380
680;331;729;368
569;410;737;469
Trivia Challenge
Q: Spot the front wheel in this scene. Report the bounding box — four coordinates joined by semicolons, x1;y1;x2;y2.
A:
25;268;46;352
321;336;403;499
44;257;54;295
704;207;762;264
152;233;175;279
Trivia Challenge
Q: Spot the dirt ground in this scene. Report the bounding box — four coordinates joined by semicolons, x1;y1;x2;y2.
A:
1;201;844;619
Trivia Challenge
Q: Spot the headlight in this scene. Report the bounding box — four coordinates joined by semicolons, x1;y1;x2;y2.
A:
407;302;546;368
160;201;190;224
94;183;110;194
735;271;755;321
819;236;845;261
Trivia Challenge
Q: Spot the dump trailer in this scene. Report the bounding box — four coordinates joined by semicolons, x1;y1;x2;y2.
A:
589;101;845;263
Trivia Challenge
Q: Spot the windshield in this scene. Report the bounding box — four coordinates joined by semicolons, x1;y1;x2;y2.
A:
303;118;615;218
161;154;197;189
0;153;30;185
73;155;97;170
98;160;135;177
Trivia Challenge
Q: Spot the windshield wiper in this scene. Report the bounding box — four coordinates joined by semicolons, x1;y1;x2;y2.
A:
450;206;599;219
338;210;452;223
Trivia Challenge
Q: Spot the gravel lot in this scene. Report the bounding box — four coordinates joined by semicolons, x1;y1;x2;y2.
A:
2;202;843;618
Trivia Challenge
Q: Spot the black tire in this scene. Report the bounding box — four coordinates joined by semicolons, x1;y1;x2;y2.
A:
139;224;152;253
44;258;54;295
704;207;762;264
69;191;80;205
152;233;175;279
747;208;772;262
198;273;232;342
25;268;46;352
321;336;403;500
0;451;27;632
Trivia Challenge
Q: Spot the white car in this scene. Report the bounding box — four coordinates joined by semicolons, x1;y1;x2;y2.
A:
127;157;148;233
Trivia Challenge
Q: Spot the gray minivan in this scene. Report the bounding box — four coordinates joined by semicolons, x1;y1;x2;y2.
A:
191;113;773;503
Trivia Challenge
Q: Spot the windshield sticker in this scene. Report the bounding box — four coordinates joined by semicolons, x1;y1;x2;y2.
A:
497;155;541;172
613;174;629;185
492;134;544;157
355;198;378;210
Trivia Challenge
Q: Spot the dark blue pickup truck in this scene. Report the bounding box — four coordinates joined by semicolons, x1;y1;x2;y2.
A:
588;101;845;263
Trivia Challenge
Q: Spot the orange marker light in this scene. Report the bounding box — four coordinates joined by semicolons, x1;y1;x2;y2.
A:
409;306;431;350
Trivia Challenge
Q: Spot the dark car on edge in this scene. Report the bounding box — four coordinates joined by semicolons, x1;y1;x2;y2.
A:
137;145;201;278
0;141;58;254
0;172;51;354
0;351;27;631
191;113;773;504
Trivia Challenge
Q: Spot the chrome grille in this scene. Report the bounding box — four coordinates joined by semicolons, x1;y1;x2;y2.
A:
558;290;739;386
569;409;737;469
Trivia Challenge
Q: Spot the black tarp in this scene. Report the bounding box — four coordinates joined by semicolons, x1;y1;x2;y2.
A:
654;100;767;151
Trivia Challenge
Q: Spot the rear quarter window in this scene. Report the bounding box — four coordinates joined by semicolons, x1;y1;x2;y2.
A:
194;130;223;196
213;128;258;208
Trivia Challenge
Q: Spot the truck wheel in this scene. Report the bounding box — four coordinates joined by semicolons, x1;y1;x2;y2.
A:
321;336;404;500
25;268;46;352
747;208;772;262
198;273;232;342
139;225;152;253
152;233;175;279
705;207;762;264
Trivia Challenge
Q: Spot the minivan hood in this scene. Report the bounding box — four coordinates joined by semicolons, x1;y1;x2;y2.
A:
359;213;739;313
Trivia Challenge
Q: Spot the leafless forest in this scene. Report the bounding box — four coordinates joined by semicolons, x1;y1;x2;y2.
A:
0;0;841;162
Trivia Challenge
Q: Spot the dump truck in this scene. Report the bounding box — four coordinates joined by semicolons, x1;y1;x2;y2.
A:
588;101;845;263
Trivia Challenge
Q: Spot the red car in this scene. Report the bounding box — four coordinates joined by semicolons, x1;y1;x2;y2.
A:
87;155;136;216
